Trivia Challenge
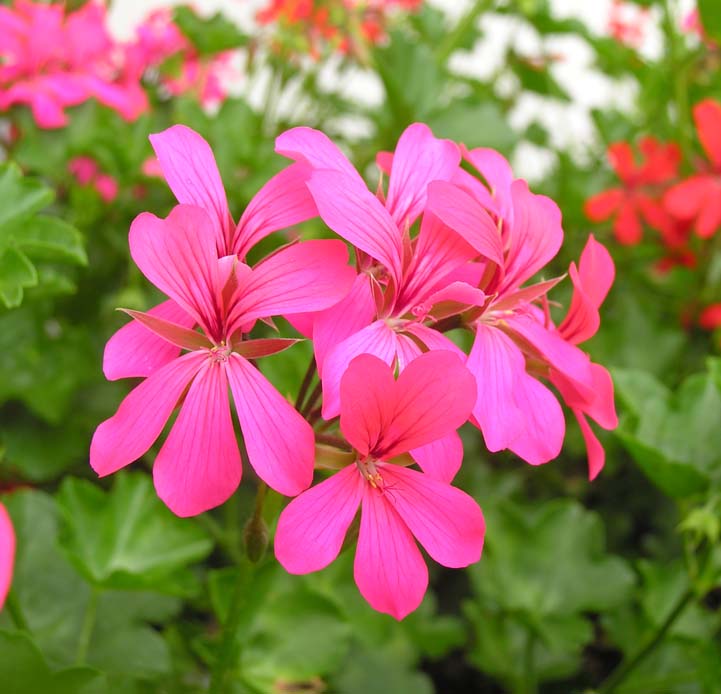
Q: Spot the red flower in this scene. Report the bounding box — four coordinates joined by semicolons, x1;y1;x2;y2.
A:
664;100;721;239
585;137;680;245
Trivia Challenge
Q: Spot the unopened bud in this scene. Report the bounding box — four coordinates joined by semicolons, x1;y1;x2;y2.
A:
243;513;269;563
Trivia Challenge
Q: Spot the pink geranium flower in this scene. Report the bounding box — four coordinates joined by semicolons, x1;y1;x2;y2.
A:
427;149;617;478
274;351;484;620
0;0;147;128
103;124;317;383
68;156;118;203
0;503;14;610
275;125;502;433
91;204;355;516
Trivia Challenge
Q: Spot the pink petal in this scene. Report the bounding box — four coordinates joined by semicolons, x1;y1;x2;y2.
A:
354;485;428;620
508;374;565;465
340;354;398;457
103;299;195;381
321;320;399;419
696;193;721;239
380;351;476;458
90;351;207;477
578;234;615;307
234;162;317;258
385;123;460;228
694;99;721;169
149;125;232;249
306;171;403;285
379;464;485;568
402;323;467;360
275;466;364;574
396;212;478;311
574;410;605;481
228;240;355;331
557;263;600;345
275;126;364;184
410;432;463;483
129;206;222;338
500;180;563;293
226;354;314;496
426;181;504;266
312;273;376;376
551;363;618;431
0;503;15;610
467;325;525;452
463;146;515;221
153;361;241;516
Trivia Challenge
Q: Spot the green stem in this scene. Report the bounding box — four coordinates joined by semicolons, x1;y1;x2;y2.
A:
301;381;322;419
76;588;99;665
436;0;491;64
295;357;317;411
597;587;694;694
5;591;29;632
663;0;691;157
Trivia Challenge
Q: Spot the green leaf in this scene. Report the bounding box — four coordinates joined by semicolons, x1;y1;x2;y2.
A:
0;631;106;694
428;102;516;152
0;162;54;228
0;246;37;308
699;0;721;43
173;6;247;55
5;216;87;266
56;473;212;590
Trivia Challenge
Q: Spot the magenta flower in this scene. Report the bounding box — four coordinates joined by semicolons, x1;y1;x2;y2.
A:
274;351;484;620
103;124;318;383
0;503;14;610
275;125;502;434
0;1;146;128
426;149;617;477
91;204;355;516
68;156;118;203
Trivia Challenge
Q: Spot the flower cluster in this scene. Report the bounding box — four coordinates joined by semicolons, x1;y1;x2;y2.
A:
68;156;119;203
256;0;422;60
91;122;616;618
0;1;237;129
606;0;649;48
585;98;721;329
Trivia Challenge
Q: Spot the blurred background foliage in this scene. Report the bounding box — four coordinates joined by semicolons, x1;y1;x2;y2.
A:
1;0;721;692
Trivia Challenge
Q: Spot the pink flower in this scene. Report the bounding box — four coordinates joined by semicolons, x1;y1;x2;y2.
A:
91;204;355;516
0;1;147;128
68;156;118;203
103;124;319;385
276;124;501;439
427;149;617;478
0;503;14;610
274;351;484;620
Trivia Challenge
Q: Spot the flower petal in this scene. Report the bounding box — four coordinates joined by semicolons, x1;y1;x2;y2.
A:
410;432;463;483
340;354;398;457
380;351;476;458
385;123;460;227
354;486;428;620
103;299;196;381
234;162;317;258
129;206;222;338
584;189;623;222
694;99;721;169
226;354;314;496
0;503;15;609
153;361;241;517
149;125;231;249
379;464;485;568
90;351;207;477
574;410;605;481
275;466;364;574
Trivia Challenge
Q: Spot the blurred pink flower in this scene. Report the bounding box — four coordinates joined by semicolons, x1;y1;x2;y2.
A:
92;204;355;516
0;0;147;128
275;351;484;620
0;503;14;610
68;156;118;203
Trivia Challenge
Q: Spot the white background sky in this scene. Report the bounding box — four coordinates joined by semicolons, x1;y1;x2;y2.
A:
108;0;696;180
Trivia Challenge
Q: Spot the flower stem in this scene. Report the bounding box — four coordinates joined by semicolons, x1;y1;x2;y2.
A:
75;588;99;665
596;587;694;694
5;591;29;632
295;357;317;411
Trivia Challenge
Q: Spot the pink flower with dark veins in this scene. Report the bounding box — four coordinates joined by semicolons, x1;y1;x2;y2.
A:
91;204;355;516
274;351;484;620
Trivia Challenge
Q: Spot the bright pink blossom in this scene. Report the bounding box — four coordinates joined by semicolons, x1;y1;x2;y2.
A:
0;503;14;610
103;124;318;384
68;156;118;203
276;124;499;450
0;1;147;128
275;351;484;620
91;204;355;515
427;150;617;478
